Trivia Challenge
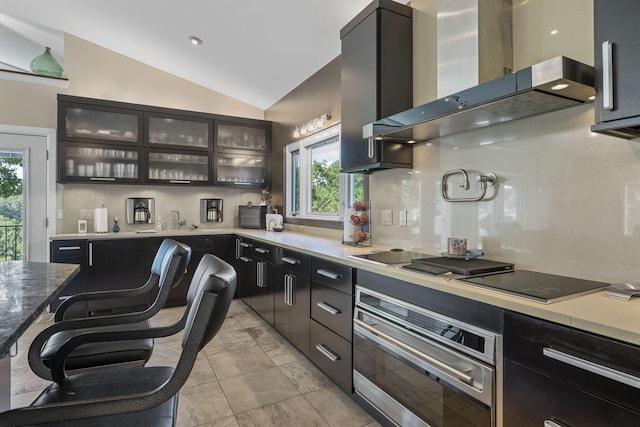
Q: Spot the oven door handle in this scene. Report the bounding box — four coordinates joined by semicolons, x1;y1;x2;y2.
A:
354;318;474;386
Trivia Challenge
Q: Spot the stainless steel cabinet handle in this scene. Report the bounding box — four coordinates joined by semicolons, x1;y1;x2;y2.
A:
316;301;340;315
315;344;340;362
367;137;375;159
289;275;296;305
169;180;190;184
543;347;640;390
235;239;241;259
354;318;474;386
283;276;289;305
90;177;116;181
257;262;264;287
239;256;251;263
544;420;566;427
88;242;93;266
58;246;81;251
316;269;341;280
282;256;300;265
602;40;613;111
240;242;252;248
255;247;269;254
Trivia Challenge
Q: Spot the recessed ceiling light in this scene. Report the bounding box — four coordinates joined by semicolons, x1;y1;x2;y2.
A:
551;83;569;91
550;30;558;35
189;36;203;46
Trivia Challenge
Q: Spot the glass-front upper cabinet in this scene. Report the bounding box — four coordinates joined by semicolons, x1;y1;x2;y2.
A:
147;150;209;184
146;113;211;150
215;122;270;153
59;143;142;183
59;101;142;145
214;153;268;187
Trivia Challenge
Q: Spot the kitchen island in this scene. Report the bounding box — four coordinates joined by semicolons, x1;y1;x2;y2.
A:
0;261;79;410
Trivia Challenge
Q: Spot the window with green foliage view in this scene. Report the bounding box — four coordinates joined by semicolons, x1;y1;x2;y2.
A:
286;124;364;221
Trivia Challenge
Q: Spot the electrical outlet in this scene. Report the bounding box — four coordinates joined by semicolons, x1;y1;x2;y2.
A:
382;209;393;225
56;209;64;220
399;210;407;227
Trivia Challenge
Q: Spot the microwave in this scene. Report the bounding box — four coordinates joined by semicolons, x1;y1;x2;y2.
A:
239;205;267;229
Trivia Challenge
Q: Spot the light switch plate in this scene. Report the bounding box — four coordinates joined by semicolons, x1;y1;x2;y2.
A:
399;210;407;227
382;209;393;226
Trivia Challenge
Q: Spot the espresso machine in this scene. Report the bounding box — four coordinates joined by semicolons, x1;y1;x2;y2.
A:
200;199;223;223
126;198;155;224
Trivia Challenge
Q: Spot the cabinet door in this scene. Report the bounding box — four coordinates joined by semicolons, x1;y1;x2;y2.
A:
59;102;142;145
237;254;256;305
273;265;290;337
49;240;88;317
214;152;268;187
215;122;270;153
594;0;640;123
58;142;142;183
146;113;211;151
340;6;413;173
147;150;209;185
504;361;640;427
87;238;152;315
252;260;274;325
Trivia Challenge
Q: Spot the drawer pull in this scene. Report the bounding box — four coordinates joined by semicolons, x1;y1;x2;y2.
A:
316;302;340;315
255;247;270;254
58;246;81;251
317;269;341;280
544;420;567;427
282;256;300;265
239;256;252;263
543;347;640;390
90;177;115;181
315;344;340;362
240;242;253;248
602;40;613;111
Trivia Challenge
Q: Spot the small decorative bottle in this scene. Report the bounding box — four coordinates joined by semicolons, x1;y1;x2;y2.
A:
112;216;120;233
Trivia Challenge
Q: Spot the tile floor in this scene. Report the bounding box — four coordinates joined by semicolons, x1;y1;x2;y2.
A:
10;299;380;427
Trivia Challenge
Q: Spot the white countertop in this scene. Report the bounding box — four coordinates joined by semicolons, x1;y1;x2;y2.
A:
51;228;640;346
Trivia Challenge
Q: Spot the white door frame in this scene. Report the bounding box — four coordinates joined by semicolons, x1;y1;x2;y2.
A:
0;124;56;261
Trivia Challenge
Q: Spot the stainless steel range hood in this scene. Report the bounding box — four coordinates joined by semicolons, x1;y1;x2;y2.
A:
363;56;595;144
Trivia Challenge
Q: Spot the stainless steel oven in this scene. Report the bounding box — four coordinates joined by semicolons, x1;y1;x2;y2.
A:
353;286;501;427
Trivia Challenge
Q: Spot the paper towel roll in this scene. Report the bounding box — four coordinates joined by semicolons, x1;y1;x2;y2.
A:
343;208;357;243
94;208;109;233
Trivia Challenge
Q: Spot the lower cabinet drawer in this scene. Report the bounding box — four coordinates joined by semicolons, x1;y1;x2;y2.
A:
309;319;352;393
311;283;352;341
504;360;640;426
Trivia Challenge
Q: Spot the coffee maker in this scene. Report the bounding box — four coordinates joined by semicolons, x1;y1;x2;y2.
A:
126;198;155;224
200;199;223;223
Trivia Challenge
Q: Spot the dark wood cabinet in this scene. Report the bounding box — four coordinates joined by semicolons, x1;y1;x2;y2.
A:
49;240;88;318
309;258;354;392
592;0;640;138
57;95;272;187
503;311;640;426
273;248;311;356
340;0;413;173
86;238;152;315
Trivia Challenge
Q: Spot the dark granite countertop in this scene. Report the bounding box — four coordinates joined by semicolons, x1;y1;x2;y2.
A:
0;261;79;356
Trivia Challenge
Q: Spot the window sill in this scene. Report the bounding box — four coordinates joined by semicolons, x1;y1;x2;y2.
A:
1;69;69;88
286;217;342;230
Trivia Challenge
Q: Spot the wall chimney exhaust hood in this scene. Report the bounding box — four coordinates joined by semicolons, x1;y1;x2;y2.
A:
363;56;595;144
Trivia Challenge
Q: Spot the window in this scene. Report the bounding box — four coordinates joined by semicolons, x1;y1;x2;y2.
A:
285;124;363;222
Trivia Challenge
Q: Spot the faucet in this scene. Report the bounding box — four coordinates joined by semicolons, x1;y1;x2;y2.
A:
171;210;187;229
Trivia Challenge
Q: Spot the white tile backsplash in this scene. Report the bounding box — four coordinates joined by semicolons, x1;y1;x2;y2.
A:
370;104;640;284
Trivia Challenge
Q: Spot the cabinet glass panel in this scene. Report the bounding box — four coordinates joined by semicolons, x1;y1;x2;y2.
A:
60;144;140;181
148;151;209;183
63;106;139;143
148;116;210;149
215;154;266;185
217;124;267;151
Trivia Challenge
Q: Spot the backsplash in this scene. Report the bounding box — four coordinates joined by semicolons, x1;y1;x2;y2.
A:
370;104;640;284
58;184;263;233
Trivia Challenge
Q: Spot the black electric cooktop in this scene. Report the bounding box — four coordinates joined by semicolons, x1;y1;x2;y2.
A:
349;251;429;265
461;270;609;304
